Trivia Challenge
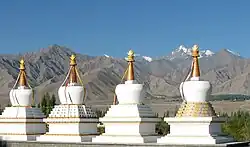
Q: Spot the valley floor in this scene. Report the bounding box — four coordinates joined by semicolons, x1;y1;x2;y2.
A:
89;100;250;117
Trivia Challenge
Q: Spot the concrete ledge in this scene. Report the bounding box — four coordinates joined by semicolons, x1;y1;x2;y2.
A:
0;140;249;147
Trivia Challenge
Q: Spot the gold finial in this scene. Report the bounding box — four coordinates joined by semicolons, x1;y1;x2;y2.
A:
192;44;199;57
191;44;200;78
127;50;135;62
18;58;27;86
19;58;25;70
70;54;77;66
126;49;135;81
69;54;77;83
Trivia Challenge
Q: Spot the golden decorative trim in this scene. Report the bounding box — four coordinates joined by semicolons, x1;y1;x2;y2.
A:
11;106;32;108
59;104;86;106
19;58;25;70
126;49;135;81
44;133;99;136
0;122;44;124
47;123;95;124
70;54;77;66
176;102;217;117
127;50;135;62
102;134;159;136
0;133;44;135
0;117;43;119
48;116;98;119
68;54;78;83
47;121;98;124
18;58;28;87
191;44;200;78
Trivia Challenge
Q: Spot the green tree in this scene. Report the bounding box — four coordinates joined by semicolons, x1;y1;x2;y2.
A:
45;93;51;115
39;92;56;117
155;111;170;135
0;104;3;115
41;94;47;115
222;110;250;141
51;94;56;106
36;103;40;108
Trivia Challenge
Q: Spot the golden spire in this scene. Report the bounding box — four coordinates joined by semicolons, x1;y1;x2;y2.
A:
69;54;77;83
126;49;135;81
191;44;200;78
19;58;27;87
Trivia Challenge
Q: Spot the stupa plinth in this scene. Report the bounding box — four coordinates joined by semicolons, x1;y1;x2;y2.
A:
157;45;234;145
92;50;160;143
37;54;99;143
0;59;46;141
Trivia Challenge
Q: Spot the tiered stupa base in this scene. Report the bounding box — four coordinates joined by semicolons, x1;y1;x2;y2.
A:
92;104;160;143
0;107;46;141
37;104;99;143
157;102;234;145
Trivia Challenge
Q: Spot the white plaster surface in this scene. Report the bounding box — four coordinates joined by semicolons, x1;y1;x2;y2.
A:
9;87;32;106
1;135;37;141
58;85;85;104
0;107;46;141
116;81;145;104
183;81;212;102
37;135;96;142
37;104;99;143
157;117;234;144
93;104;160;143
0;107;45;118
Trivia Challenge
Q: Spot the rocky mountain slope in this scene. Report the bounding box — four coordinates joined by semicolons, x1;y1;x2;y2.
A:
0;44;248;105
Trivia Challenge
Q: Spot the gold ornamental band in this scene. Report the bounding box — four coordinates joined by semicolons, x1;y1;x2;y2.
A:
0;133;44;135
176;101;217;117
0;117;43;119
44;133;100;136
47;116;98;119
0;122;44;124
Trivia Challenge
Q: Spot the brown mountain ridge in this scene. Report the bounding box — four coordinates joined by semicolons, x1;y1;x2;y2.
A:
0;45;248;105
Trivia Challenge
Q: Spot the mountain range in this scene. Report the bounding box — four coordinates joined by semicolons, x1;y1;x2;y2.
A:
0;44;248;105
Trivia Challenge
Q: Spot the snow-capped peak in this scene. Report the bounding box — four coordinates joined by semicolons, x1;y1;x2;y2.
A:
104;54;110;58
177;45;189;53
168;45;215;60
142;56;153;62
203;50;215;56
225;49;240;56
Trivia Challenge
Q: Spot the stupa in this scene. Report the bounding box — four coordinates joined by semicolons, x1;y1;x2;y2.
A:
37;54;99;142
0;58;46;141
157;45;234;145
92;50;160;143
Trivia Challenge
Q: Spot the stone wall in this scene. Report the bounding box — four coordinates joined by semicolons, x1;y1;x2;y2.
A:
0;141;249;147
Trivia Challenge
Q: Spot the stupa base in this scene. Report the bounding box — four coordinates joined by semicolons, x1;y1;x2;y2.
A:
157;135;234;145
37;104;99;143
0;107;46;141
93;134;159;143
93;104;160;143
157;117;234;145
37;134;97;142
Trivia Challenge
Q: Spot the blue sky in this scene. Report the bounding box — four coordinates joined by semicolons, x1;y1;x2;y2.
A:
0;0;249;57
